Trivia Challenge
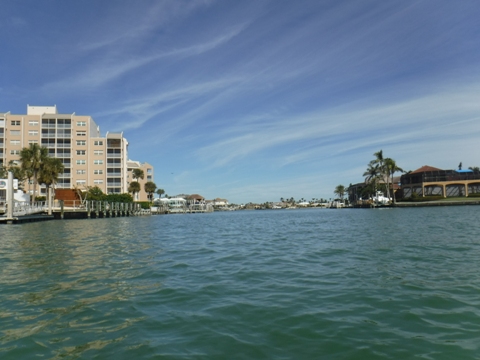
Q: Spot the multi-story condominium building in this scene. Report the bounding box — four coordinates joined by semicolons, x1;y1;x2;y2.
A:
0;105;153;200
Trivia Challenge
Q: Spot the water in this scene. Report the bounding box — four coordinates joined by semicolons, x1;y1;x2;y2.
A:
1;207;480;359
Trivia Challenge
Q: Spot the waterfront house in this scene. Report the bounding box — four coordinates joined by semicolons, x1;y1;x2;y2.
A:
401;165;480;198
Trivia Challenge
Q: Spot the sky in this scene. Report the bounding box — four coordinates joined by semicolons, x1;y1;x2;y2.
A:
1;0;480;204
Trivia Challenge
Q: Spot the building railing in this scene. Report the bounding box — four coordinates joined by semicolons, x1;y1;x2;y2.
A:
54;200;144;215
402;172;480;184
42;124;71;129
0;201;47;217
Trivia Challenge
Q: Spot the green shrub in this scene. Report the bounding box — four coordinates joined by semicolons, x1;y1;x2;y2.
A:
404;194;443;202
35;196;46;201
86;186;107;201
105;193;133;203
136;201;151;209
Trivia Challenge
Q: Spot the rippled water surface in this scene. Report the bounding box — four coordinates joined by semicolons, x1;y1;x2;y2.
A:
1;207;480;359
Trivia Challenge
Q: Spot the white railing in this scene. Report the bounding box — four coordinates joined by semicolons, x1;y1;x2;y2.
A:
0;201;48;217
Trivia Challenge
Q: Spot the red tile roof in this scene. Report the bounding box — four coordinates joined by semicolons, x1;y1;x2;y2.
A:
410;165;443;174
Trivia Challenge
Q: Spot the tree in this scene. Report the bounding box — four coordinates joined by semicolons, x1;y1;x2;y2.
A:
372;150;392;199
156;188;165;198
128;181;141;200
86;186;106;201
132;168;144;181
144;181;157;202
3;161;27;189
38;157;64;214
38;157;64;188
363;162;381;198
469;166;480;173
384;158;404;204
0;164;7;178
19;144;49;203
334;185;346;203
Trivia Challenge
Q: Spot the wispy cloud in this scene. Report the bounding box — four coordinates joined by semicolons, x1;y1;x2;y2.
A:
196;83;480;168
78;1;216;52
42;25;244;94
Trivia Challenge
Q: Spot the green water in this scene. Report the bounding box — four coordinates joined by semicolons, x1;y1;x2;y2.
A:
1;207;479;359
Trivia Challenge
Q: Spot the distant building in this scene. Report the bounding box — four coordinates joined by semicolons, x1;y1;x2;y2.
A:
127;160;154;201
0;105;153;199
213;198;228;207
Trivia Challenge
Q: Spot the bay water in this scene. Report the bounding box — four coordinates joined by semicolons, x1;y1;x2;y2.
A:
1;207;479;359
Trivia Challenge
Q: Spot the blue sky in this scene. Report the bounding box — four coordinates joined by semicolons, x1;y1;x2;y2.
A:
2;1;480;203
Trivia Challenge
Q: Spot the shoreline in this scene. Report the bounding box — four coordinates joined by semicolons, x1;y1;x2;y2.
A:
393;200;480;207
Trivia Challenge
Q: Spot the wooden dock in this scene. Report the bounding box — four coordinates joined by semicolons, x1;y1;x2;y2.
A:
0;214;55;224
0;199;147;224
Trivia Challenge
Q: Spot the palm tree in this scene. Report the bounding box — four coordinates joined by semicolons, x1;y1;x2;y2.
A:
334;185;346;203
19;144;49;203
363;162;381;198
144;181;157;202
128;181;141;200
0;164;7;178
5;161;27;188
384;158;404;204
132;168;144;182
372;150;391;199
469;166;480;173
38;157;64;214
156;188;165;198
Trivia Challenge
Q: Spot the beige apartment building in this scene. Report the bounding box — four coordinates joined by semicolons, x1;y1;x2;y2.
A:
0;105;154;201
127;160;154;201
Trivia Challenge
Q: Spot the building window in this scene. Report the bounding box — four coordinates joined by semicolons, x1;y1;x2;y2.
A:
76;150;86;155
28;140;39;144
10;140;20;145
76;131;86;137
76;140;86;146
29;121;39;126
94;140;103;146
94;169;103;175
76;180;86;185
93;160;104;165
76;160;86;165
10;150;20;155
77;121;87;127
94;179;103;184
147;175;152;180
94;150;103;155
11;120;20;126
10;130;20;136
147;168;152;173
28;130;38;136
77;170;86;174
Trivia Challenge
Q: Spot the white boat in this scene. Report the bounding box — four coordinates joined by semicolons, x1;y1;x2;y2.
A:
372;191;391;205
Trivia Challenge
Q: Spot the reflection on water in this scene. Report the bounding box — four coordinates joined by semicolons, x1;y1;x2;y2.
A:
1;208;480;359
0;218;161;358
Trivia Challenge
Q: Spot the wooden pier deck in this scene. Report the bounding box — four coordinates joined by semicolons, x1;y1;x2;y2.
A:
0;214;55;224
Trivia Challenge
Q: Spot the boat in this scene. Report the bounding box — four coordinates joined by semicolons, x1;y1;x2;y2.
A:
372;191;391;205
